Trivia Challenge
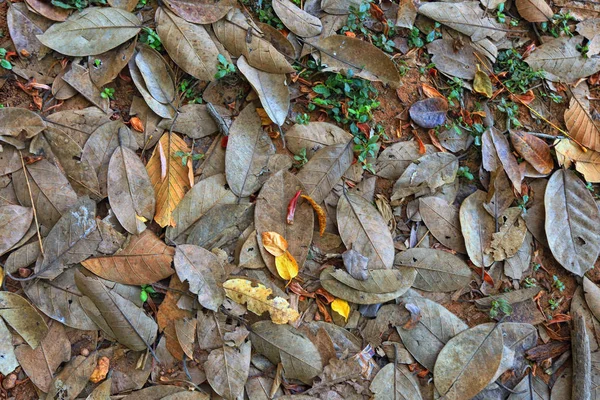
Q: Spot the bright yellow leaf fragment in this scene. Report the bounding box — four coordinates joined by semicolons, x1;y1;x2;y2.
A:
473;66;493;98
275;251;299;281
331;298;350;321
223;278;300;324
262;231;288;257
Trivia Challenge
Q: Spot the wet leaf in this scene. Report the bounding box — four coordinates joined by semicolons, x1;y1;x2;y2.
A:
526;36;600;83
157;104;219;139
237;56;290;126
24;269;98;330
174;244;226;311
37;7;141;56
273;0;322;37
395;248;471;292
205;341;251;399
223;278;300;324
337;192;394;269
225;104;276;197
418;2;506;41
434;323;503;400
320;266;415;304
82;230;174;285
250;320;322;383
14;321;71;392
0;291;48;348
164;0;235;24
319;35;401;87
47;353;98;400
370;363;423;400
297;141;353;204
515;0;555;22
213;11;294;74
89;40;136;88
0;107;46;138
391;152;458;200
564;93;600;152
0;205;33;256
0;318;18;375
545;169;600;276
108;142;155;234
286;122;353;159
146;133;190;227
156;7;220;81
555;138;600;182
460;190;495;268
375;141;436;180
75;269;158;351
256;170;313;276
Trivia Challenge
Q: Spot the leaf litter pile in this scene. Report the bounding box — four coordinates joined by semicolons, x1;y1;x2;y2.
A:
1;0;600;398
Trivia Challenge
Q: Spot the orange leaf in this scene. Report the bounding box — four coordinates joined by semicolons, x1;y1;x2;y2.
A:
261;231;288;257
344;31;356;38
510;90;535;105
421;83;445;99
89;357;110;383
301;195;327;236
275;250;299;281
256;108;273;126
564;96;600;152
509;131;553;174
146;133;190;227
470;265;494;286
130;116;144;132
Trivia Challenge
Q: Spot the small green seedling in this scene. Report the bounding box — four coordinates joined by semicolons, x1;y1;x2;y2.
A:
548;298;560;310
93;59;102;68
175;150;204;166
373;34;395;53
354;134;380;173
523;277;536;288
457;166;474;181
140;284;156;303
296;113;310;125
215;54;236;79
341;1;371;35
517;194;529;213
293;148;308;168
408;27;424;48
100;88;115;100
489;298;512;319
136;0;148;8
552;275;565;292
0;48;11;70
497;98;522;129
140;27;162;51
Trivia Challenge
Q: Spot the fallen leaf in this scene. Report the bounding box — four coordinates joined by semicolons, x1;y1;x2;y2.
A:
427;39;484;80
174;244;226;311
146;132;190;227
88;40;136;88
526;36;600;83
35;196;101;279
0;291;48;349
25;0;70;21
474;68;493;97
545;169;600;276
129;55;176;119
174;318;196;360
156;7;220;81
0;107;46;138
318;35;402;87
396;0;418;29
205;341;251;399
261;231;288;257
419;197;466;253
273;0;322;37
370;363;423;400
331;298;350;321
482;127;522;193
329;267;416;293
256;170;314;276
555;138;600;182
157;104;219;139
82;230;175;285
485;207;527;261
86;377;112;400
577;18;600;56
507;373;550;399
46;353;98;400
156;275;194;360
515;0;553;22
7;3;52;59
75;269;158;351
286;122;353;159
374;141;437;180
0;205;33;256
460;190;495;268
62;63;110;113
108;142;155;234
564;94;600;152
509;130;553;174
337;192;394;269
0;318;18;375
223;278;300;324
186;203;255;249
275;251;300;281
164;0;235;24
504;232;533;280
225;104;276;197
296;141;354;204
301;195;327;236
391;152;458;199
250;320;322;383
395;248;471;292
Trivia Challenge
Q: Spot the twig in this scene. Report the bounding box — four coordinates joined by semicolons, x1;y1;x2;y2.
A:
19;152;44;256
206;102;230;136
277;124;286;148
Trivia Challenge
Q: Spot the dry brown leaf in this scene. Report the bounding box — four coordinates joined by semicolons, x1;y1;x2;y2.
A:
0;292;48;349
482;127;522;194
460;190;495;268
82;230;175;285
564;95;600;152
555;138;600;182
223;278;300;324
485;207;527;261
272;0;322;37
146;133;190;227
509;131;553;174
515;0;553;22
156;275;194;360
163;0;235;24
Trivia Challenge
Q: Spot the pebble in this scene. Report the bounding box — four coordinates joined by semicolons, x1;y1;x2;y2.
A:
2;374;16;390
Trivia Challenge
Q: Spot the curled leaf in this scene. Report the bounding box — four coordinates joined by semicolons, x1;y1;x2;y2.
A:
261;232;288;257
301;195;327;236
223;278;300;324
473;68;493;98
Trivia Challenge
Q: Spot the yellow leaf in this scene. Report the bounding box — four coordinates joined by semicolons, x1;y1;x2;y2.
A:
555;138;600;182
275;251;298;281
473;67;492;98
301;195;327;236
146;133;190;227
262;231;288;257
331;298;350;321
0;266;3;288
223;278;300;324
256;108;273;126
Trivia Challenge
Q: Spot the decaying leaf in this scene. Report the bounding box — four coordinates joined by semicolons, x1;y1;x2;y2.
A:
174;244;226;311
391;152;458;199
250;320;322;383
0;108;46;138
82;230;175;285
0;291;48;349
205;341;251;399
146;133;191;227
545;169;600;276
223;278;300;324
485;207;527;261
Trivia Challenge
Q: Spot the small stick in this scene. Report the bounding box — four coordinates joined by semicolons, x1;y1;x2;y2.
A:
19;152;44;256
